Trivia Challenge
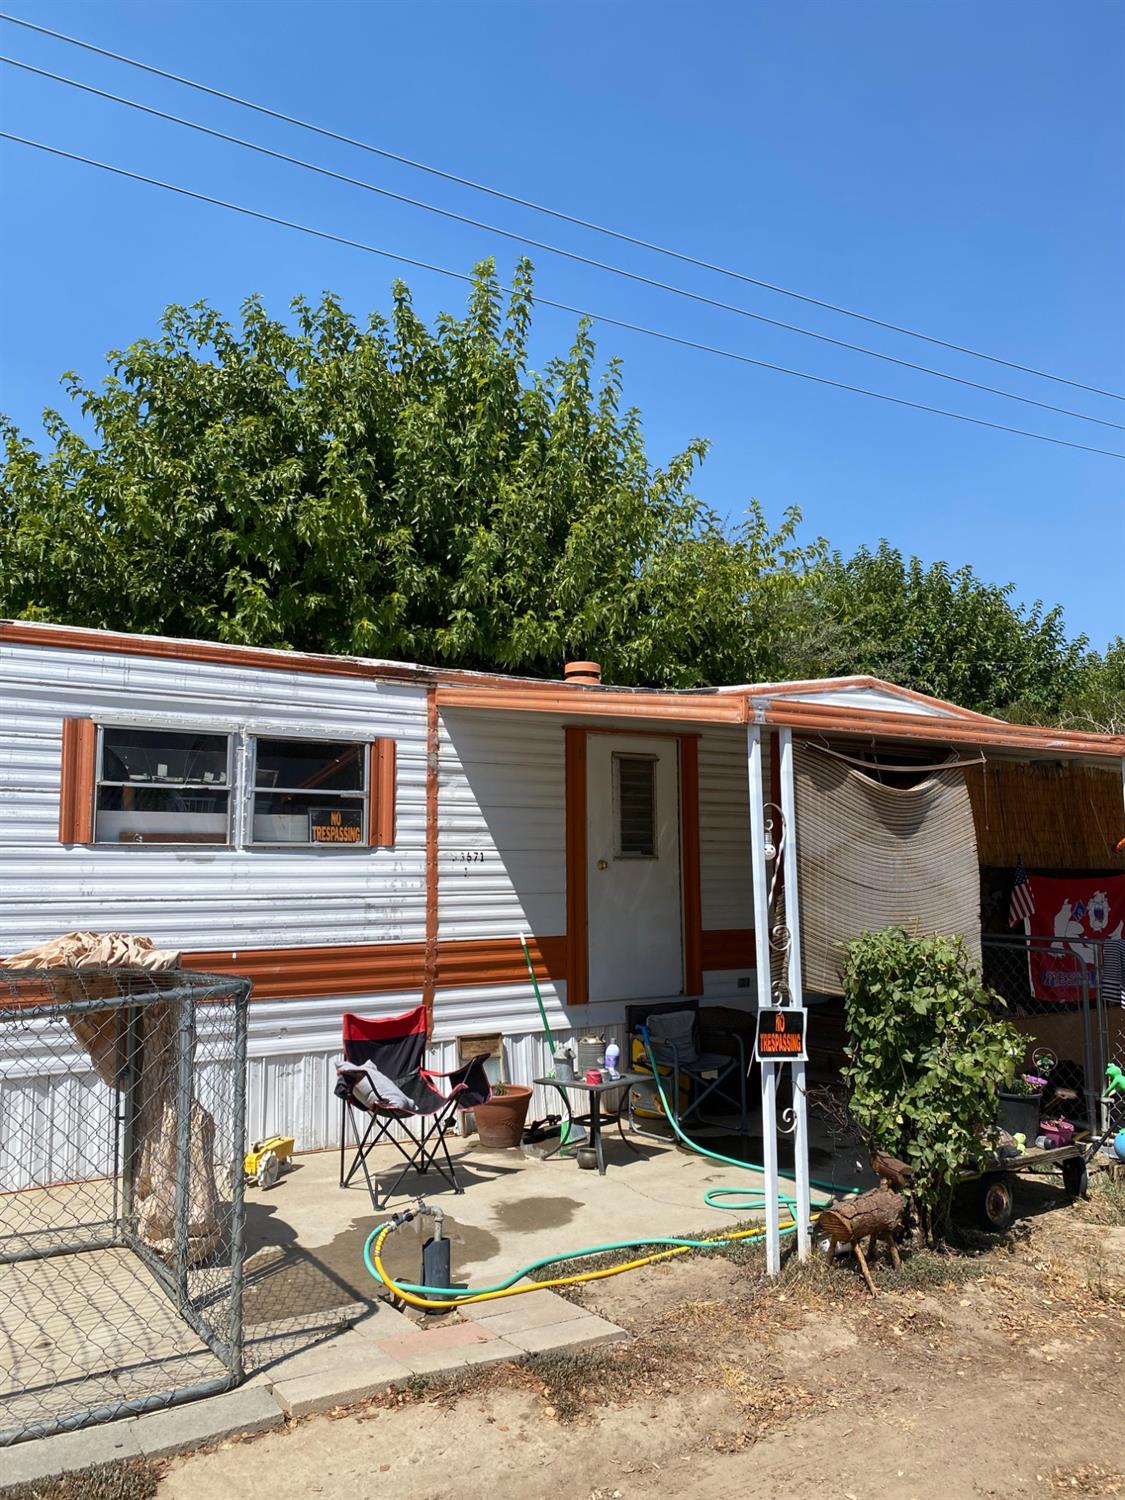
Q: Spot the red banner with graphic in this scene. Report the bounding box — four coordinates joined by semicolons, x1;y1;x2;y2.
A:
1021;874;1125;1002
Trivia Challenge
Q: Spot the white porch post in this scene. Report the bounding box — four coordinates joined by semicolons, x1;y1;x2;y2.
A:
747;723;781;1275
779;727;812;1260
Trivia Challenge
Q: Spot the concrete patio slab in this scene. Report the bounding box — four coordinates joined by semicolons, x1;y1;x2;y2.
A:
1;1127;801;1478
500;1314;626;1356
249;1129;774;1325
0;1418;142;1489
461;1291;592;1335
377;1334;522;1380
267;1350;413;1419
130;1387;285;1458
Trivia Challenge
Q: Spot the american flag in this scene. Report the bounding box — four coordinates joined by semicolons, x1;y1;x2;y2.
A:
1008;860;1036;927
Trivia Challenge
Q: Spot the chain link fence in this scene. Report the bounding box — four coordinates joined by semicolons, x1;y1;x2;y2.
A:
1092;941;1125;1143
981;933;1115;1137
0;966;249;1446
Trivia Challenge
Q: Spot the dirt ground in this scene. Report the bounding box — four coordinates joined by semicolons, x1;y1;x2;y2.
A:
12;1179;1125;1500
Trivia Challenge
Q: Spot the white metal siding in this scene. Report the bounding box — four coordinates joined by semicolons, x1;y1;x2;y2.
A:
436;706;567;947
0;641;429;952
699;726;761;938
1;642;766;1176
0;640;432;1177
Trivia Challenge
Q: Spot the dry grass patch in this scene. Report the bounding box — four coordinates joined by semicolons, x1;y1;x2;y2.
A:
0;1458;166;1500
1078;1174;1125;1227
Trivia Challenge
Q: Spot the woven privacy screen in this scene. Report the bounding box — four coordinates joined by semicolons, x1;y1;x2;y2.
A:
794;743;982;995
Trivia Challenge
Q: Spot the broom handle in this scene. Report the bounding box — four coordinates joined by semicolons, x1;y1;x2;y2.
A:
518;932;556;1054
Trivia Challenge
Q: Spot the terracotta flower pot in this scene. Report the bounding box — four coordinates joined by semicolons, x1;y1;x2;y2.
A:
472;1085;533;1149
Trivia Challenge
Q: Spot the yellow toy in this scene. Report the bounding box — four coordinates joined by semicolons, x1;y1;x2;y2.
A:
244;1135;295;1189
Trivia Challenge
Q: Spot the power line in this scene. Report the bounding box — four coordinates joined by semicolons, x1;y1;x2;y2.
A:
2;130;1122;462
1;8;1121;405
4;53;1121;437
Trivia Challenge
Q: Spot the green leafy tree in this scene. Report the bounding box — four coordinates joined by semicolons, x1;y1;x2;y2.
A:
1;260;1105;715
841;928;1024;1230
817;543;1087;720
0;259;826;687
1059;637;1125;734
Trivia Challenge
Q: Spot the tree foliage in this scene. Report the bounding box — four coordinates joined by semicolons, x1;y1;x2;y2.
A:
1060;638;1125;734
0;260;824;687
840;928;1024;1225
1;259;1115;721
816;544;1088;721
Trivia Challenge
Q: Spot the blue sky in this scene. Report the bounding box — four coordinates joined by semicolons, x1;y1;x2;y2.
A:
1;0;1122;648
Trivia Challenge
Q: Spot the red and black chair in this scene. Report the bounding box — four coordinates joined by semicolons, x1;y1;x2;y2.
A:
335;1005;491;1210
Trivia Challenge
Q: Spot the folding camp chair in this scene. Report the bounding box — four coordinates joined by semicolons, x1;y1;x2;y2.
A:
335;1005;491;1210
625;998;749;1142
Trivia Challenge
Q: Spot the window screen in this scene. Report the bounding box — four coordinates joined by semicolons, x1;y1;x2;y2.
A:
95;727;231;844
614;753;658;859
251;738;368;845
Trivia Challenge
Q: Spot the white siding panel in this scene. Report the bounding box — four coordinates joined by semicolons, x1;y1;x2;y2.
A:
437;707;567;946
699;727;761;935
0;641;428;952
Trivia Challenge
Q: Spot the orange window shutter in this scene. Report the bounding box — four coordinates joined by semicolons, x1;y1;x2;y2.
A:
370;738;397;847
59;717;97;844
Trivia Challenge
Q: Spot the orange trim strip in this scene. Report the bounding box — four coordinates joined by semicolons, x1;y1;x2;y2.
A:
739;675;1003;723
564;726;589;1005
2;621;426;684
700;928;757;970
182;931;745;1003
680;736;703;995
184;935;567;1002
186;941;428;1000
436;935;568;988
439;682;743;724
580;724;701;739
12;621;1118;756
758;700;1125;758
1;618;737;705
58;717;96;844
370;738;397;848
423;690;439;1024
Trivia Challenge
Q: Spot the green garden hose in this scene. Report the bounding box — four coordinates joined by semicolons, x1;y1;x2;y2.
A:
363;1027;858;1304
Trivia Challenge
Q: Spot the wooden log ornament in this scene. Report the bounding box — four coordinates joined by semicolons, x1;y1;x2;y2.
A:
820;1186;905;1295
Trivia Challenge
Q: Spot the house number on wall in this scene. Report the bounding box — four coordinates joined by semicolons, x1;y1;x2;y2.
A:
452;850;486;864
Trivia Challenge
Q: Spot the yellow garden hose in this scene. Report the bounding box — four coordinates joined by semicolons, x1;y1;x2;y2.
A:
364;1214;797;1311
363;1027;849;1310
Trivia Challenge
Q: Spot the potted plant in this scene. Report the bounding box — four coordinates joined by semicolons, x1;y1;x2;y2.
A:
996;1073;1047;1141
472;1081;534;1149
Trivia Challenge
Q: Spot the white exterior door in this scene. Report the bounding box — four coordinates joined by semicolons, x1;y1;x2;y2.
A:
586;734;683;1002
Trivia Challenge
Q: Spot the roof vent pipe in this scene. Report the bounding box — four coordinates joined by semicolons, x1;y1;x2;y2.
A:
564;661;602;685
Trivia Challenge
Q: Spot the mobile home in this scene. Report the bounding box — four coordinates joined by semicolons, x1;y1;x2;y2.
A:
3;619;1123;1160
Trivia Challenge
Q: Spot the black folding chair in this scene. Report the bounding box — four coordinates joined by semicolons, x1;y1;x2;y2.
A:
335;1004;491;1210
625;998;748;1142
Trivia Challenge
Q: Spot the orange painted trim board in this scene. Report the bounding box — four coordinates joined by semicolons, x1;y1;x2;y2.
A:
564;726;589;1005
679;735;703;995
183;930;739;1003
700;929;757;971
58;717;96;844
369;737;397;848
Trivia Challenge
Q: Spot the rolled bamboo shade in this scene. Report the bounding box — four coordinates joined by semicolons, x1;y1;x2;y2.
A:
795;743;982;995
966;760;1125;872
